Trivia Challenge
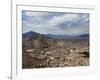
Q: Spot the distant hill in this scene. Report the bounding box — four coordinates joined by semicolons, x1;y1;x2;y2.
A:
22;31;40;42
23;31;39;39
46;34;89;40
22;31;89;50
23;31;89;40
22;31;66;49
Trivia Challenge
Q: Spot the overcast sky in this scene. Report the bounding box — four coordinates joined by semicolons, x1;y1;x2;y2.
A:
22;10;89;36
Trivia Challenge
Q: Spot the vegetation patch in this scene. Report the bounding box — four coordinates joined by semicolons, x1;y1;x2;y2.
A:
81;51;89;58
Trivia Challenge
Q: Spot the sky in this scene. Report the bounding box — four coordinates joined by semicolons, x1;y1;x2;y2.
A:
22;10;89;36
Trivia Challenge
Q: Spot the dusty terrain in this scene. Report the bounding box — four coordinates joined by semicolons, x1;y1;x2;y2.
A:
22;33;89;69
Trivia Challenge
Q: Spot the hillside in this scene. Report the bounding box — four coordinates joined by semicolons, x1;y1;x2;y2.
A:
22;31;89;68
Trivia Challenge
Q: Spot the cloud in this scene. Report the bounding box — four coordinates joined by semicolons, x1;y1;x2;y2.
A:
23;11;50;17
49;13;80;26
22;11;89;35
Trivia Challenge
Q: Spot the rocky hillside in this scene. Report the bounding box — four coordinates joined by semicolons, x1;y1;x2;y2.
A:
22;31;89;69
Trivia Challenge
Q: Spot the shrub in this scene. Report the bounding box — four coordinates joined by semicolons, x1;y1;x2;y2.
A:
81;51;89;58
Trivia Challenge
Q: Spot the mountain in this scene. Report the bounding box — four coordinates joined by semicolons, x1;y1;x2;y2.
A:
46;34;89;40
23;31;39;39
46;34;72;40
23;31;89;40
23;31;66;49
78;34;89;38
22;31;89;50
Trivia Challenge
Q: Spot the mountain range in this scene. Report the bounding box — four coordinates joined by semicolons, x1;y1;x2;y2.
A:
23;31;89;40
